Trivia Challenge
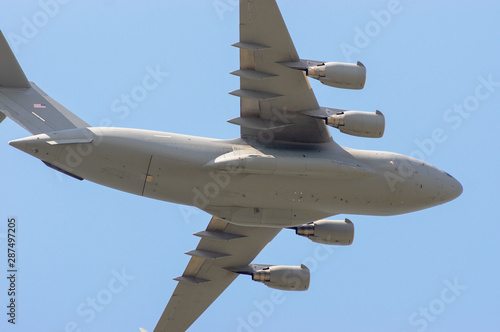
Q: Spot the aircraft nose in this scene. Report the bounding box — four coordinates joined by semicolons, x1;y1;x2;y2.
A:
442;172;463;202
432;168;463;205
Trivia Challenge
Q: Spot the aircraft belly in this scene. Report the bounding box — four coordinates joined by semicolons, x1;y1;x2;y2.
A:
198;172;425;223
197;172;348;226
142;154;207;205
138;150;411;225
56;141;152;196
41;129;444;220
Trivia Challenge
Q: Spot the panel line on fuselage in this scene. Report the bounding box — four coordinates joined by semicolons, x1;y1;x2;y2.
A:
141;155;153;196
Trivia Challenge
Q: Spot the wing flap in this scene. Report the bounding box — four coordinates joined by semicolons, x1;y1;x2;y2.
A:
230;0;331;144
229;88;283;101
153;217;280;332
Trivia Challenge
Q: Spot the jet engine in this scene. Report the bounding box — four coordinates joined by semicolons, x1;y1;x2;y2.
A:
326;110;385;138
295;219;354;245
252;265;310;291
307;61;366;89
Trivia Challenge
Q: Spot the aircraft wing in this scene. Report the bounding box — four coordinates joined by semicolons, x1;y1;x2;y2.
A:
153;2;325;330
153;216;280;332
229;0;332;144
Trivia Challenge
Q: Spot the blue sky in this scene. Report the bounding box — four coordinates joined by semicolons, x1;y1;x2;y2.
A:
0;0;499;331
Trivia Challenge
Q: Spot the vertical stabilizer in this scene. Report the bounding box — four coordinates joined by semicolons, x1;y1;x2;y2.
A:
0;31;30;88
0;30;90;134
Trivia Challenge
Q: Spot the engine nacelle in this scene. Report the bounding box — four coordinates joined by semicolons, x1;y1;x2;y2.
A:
296;219;354;245
326;110;385;138
307;61;366;89
252;265;310;291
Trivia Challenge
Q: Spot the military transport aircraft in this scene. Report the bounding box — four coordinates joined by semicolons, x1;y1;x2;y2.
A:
0;0;462;331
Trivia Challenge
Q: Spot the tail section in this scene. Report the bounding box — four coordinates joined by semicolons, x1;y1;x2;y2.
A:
0;31;30;89
0;30;89;135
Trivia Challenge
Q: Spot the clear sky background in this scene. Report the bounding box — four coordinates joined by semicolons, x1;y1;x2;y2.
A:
0;0;499;331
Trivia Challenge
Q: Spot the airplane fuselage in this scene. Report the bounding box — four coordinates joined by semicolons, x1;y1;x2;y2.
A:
10;127;462;227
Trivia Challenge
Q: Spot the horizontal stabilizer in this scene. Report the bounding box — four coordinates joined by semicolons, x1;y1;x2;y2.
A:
0;83;90;134
0;30;89;135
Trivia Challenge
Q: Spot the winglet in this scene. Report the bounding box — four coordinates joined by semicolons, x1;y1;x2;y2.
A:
139;328;149;332
0;30;30;88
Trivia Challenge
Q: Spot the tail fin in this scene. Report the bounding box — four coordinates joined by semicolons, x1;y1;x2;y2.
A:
0;31;30;89
0;30;89;135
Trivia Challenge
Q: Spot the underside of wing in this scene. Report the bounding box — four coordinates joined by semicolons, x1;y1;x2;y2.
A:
229;0;332;144
153;217;281;332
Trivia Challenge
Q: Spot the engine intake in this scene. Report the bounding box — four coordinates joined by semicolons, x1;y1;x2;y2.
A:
326;110;385;138
296;219;354;245
307;61;366;90
252;265;310;291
